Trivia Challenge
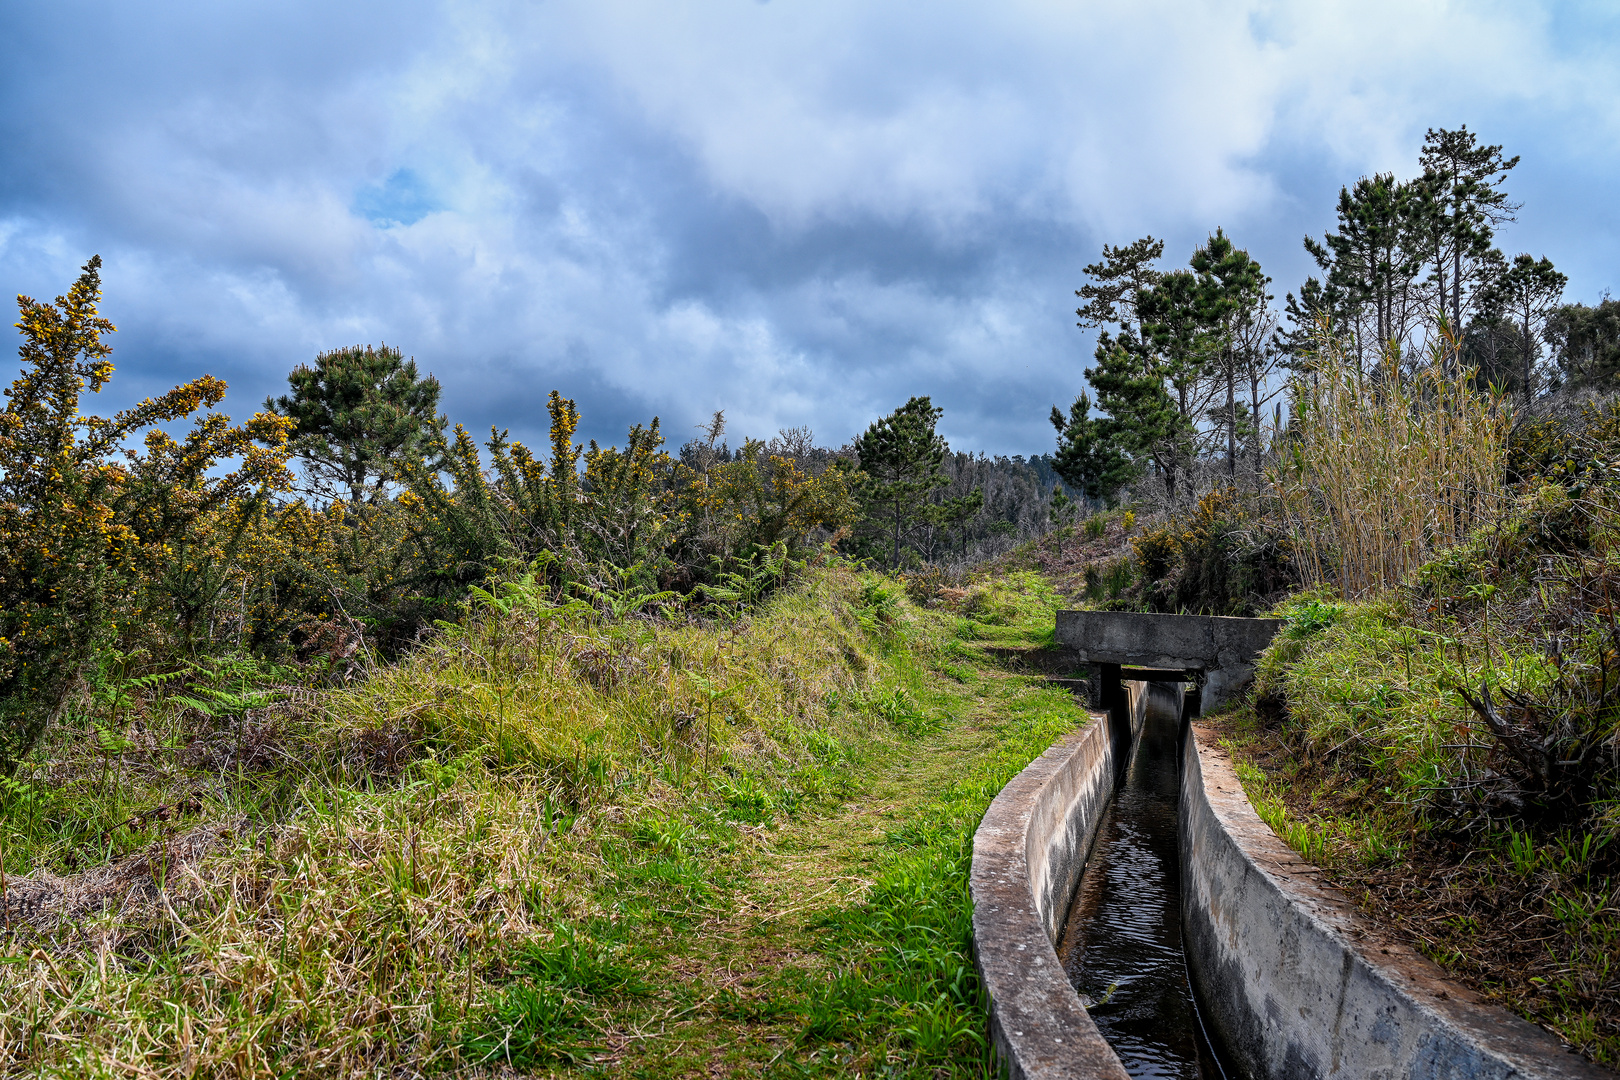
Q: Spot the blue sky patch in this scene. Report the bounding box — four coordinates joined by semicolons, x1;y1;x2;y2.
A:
353;169;440;226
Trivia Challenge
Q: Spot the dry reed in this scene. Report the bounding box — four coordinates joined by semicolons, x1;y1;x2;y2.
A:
1273;335;1511;598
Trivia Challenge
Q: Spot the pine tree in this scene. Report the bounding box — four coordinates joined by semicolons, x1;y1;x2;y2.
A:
924;487;985;560
1054;332;1185;502
1485;254;1566;403
1058;240;1212;503
1304;173;1429;365
1049;391;1138;504
1191;229;1268;478
1076;236;1164;333
1277;277;1340;372
267;344;445;505
852;396;950;568
1417;126;1520;336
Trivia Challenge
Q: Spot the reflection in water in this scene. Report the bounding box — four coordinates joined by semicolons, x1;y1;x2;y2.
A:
1056;682;1229;1079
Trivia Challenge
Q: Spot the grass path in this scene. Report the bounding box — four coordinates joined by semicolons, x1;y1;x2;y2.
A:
567;617;1087;1079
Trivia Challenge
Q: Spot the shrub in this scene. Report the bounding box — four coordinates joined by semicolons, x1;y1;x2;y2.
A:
1119;490;1294;615
1131;527;1178;582
0;258;293;771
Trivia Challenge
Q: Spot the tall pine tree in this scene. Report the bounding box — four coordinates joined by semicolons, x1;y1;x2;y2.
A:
852;396;952;568
1486;254;1566;403
1418;126;1520;336
1191;229;1268;479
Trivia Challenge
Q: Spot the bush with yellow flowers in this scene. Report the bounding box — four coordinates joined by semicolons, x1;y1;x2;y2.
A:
0;257;293;771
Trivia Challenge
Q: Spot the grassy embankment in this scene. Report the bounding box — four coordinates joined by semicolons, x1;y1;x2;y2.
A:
1211;484;1620;1065
0;563;1086;1077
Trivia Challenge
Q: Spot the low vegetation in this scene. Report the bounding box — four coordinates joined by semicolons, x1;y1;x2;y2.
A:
9;118;1620;1078
0;560;1086;1077
1036;126;1620;1067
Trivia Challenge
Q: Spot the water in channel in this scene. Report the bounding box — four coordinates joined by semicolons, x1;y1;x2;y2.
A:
1056;681;1230;1079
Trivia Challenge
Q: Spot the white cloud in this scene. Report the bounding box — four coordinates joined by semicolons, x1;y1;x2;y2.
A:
525;0;1605;232
1;0;1615;454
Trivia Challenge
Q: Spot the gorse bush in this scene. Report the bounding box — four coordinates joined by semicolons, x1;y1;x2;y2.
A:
0;262;861;771
1109;488;1294;615
0;258;294;772
397;391;857;605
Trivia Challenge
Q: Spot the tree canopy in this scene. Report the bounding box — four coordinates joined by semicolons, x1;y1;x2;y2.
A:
852;396;952;568
267;344;445;505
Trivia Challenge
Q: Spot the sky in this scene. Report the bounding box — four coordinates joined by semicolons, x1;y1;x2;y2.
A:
2;0;1617;458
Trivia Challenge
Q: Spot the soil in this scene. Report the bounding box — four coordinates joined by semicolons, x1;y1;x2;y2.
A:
997;522;1137;602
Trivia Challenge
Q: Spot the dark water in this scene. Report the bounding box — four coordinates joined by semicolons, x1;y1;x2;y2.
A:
1056;682;1230;1079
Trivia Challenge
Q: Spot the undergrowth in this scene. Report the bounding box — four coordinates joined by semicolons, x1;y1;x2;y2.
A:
0;563;1081;1077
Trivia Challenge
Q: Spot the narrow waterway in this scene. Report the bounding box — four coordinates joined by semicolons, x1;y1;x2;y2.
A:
1056;682;1230;1079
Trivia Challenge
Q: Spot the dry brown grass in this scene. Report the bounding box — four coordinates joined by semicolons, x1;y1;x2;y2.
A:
0;566;916;1077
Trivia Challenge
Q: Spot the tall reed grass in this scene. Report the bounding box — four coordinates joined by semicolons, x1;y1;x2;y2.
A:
1273;334;1511;598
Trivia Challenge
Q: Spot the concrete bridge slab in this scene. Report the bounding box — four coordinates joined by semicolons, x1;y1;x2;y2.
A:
1054;610;1281;713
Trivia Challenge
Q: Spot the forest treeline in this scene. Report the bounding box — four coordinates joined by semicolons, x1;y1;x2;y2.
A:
1043;126;1620;1059
5;124;1615;773
1046;125;1620;619
2;122;1618;1064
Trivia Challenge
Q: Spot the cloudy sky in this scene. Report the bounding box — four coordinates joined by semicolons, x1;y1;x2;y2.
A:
2;1;1616;456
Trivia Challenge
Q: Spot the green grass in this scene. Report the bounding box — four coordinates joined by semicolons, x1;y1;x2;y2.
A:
0;562;1084;1077
1222;703;1620;1066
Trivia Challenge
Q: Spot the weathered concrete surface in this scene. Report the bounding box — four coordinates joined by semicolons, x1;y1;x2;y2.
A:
1055;611;1280;712
970;688;1146;1079
1181;723;1613;1080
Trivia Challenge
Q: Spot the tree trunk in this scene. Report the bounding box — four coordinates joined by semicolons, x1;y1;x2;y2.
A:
1250;371;1263;494
892;502;902;570
1227;351;1237;480
1453;244;1463;333
1523;310;1534;405
1436;237;1448;334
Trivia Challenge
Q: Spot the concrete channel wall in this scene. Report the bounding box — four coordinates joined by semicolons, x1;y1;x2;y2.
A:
969;684;1148;1080
1180;723;1611;1080
971;656;1613;1078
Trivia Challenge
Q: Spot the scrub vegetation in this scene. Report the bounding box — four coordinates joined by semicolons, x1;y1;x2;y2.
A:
8;118;1620;1077
1211;472;1620;1063
1203;407;1620;1065
0;249;1088;1080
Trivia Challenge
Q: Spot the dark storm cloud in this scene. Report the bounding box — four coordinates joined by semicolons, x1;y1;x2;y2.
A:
1;1;1616;457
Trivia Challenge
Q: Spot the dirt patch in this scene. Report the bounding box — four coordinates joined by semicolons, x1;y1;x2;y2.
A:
995;522;1138;601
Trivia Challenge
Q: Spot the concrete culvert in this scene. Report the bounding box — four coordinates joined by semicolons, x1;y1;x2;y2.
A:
972;610;1614;1080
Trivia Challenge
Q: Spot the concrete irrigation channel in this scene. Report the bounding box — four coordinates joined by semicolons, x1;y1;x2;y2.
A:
969;610;1613;1080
